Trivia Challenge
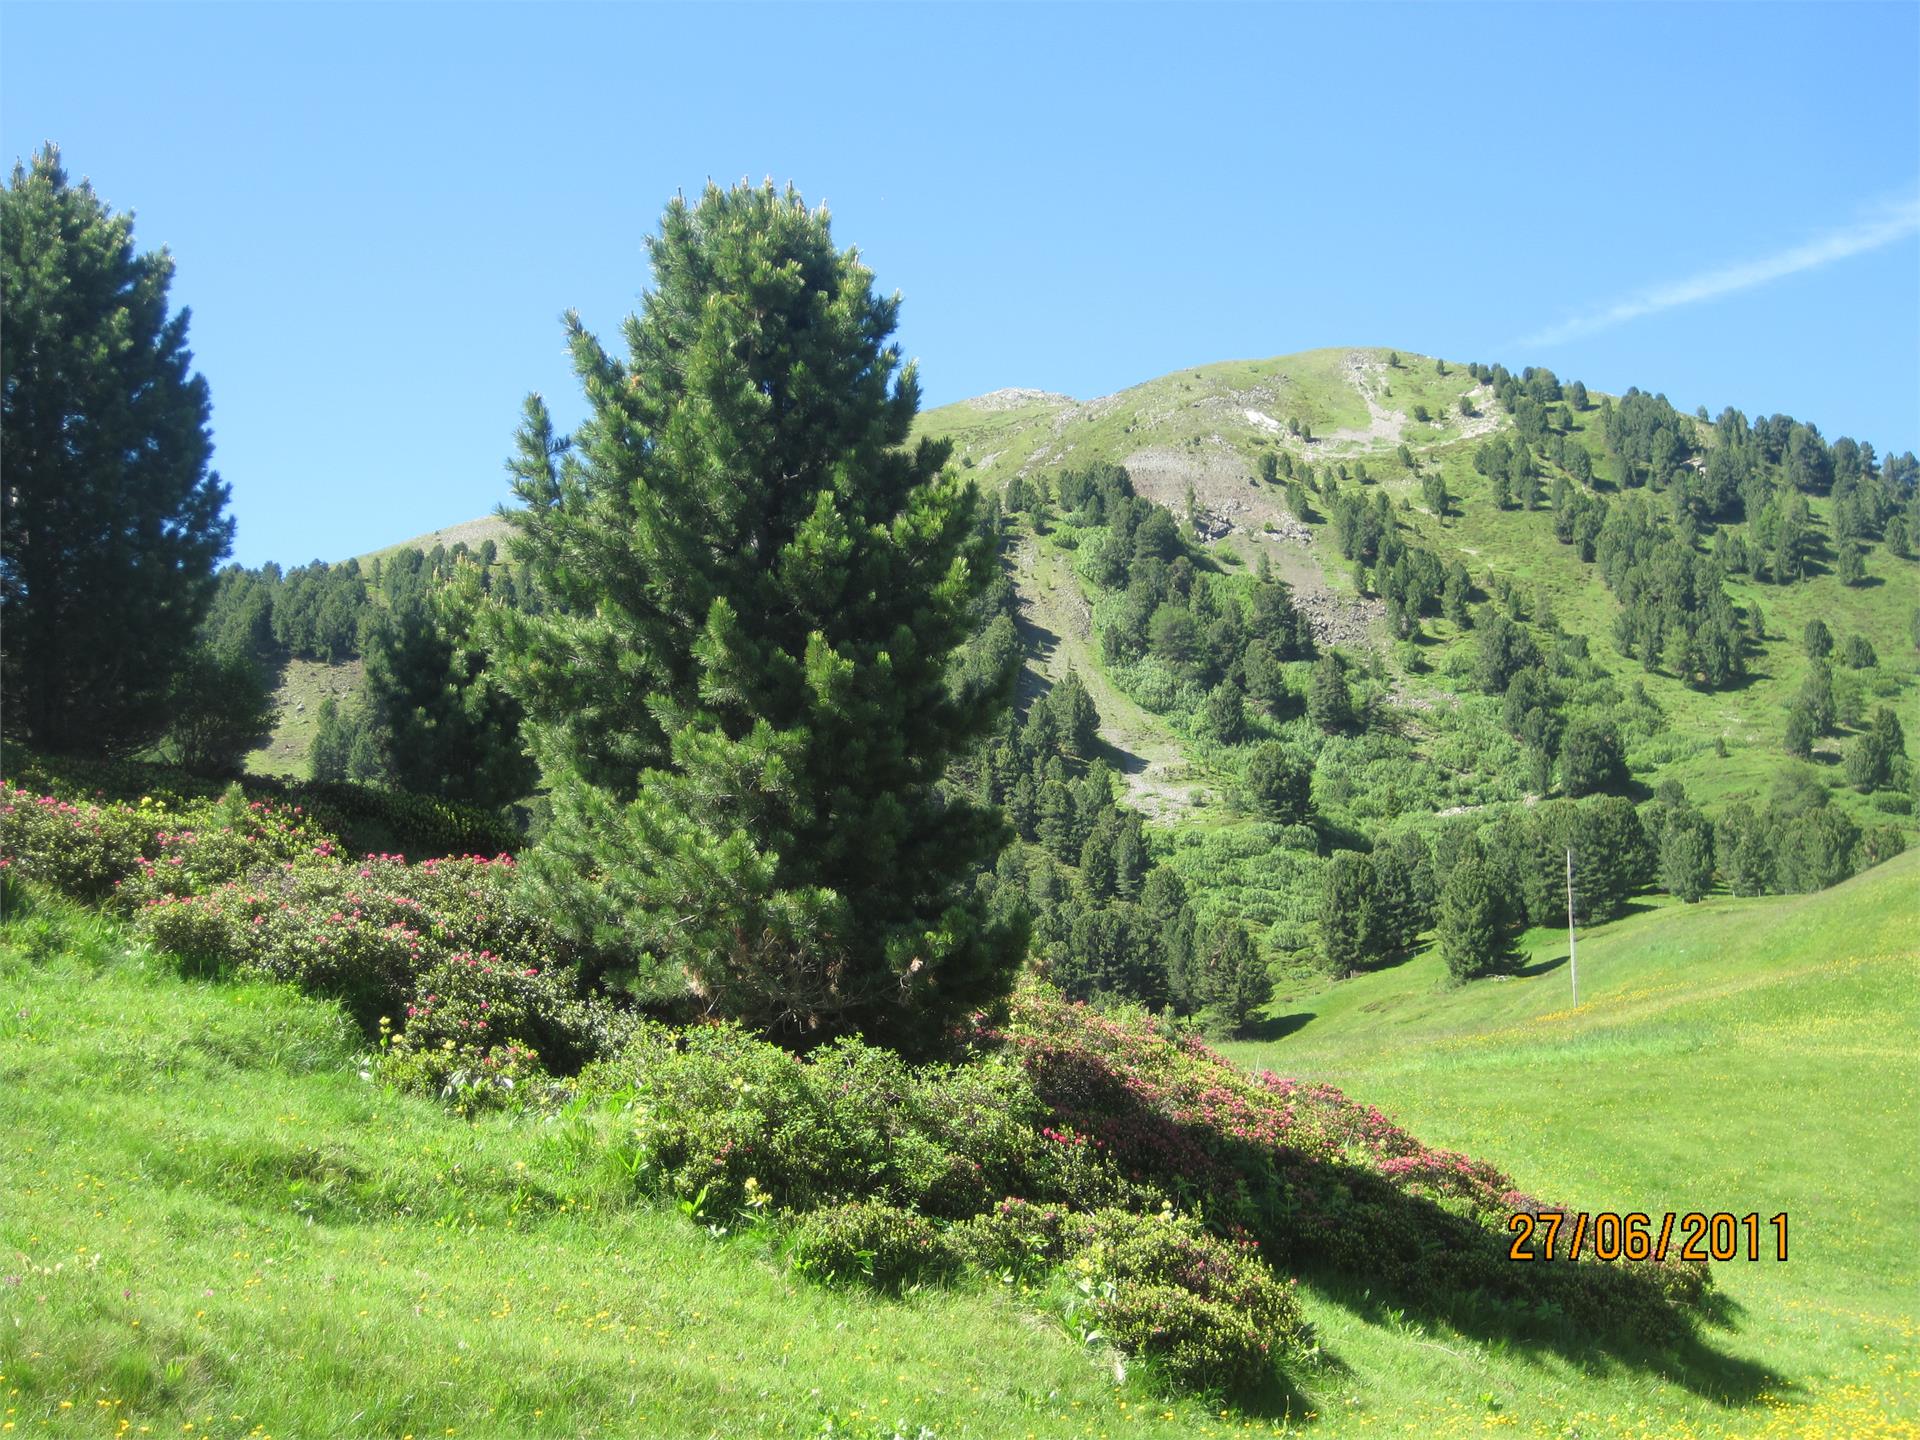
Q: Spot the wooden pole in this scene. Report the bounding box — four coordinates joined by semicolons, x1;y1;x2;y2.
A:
1566;847;1579;1008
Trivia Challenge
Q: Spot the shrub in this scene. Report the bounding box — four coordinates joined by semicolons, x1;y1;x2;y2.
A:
118;790;326;902
995;989;1708;1340
1071;1208;1308;1392
376;1016;547;1114
576;1023;1135;1222
946;1196;1079;1275
787;1202;958;1291
388;949;615;1076
0;785;151;900
5;749;517;860
74;793;608;1071
288;779;517;861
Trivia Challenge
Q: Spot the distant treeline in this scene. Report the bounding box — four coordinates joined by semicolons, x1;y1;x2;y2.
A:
192;536;539;810
202;537;536;669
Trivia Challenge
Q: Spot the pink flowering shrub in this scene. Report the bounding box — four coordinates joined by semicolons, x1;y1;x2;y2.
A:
7;750;515;860
376;1013;546;1114
383;948;625;1084
0;783;610;1089
117;793;324;901
992;988;1710;1340
1;781;321;905
0;784;151;899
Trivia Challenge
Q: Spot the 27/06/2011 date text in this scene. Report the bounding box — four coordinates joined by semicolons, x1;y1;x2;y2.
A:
1507;1211;1788;1263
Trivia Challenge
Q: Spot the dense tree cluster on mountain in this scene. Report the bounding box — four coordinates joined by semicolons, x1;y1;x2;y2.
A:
1460;361;1919;713
949;602;1274;1031
1593;496;1748;688
202;538;533;672
1327;483;1472;640
1316;834;1435;978
1005;462;1321;745
195;538;539;795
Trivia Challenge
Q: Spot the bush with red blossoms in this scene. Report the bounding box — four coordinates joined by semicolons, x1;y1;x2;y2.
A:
4;782;620;1089
989;988;1710;1341
0;784;154;900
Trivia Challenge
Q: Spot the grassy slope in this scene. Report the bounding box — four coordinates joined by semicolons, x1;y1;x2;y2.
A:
0;895;1245;1440
1222;849;1920;1439
352;514;515;571
4;858;1916;1438
244;657;365;779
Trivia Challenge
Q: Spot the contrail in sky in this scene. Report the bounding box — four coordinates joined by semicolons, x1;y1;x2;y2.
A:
1517;193;1920;348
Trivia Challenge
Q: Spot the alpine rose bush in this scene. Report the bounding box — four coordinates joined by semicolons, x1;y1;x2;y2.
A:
786;1202;958;1292
1075;1207;1307;1393
0;784;152;899
0;782;608;1085
992;989;1710;1338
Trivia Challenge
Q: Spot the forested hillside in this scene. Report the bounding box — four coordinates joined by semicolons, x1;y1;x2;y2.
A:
906;348;1915;1012
302;345;1916;1013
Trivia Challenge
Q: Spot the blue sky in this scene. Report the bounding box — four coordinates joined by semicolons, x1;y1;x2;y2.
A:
4;2;1916;568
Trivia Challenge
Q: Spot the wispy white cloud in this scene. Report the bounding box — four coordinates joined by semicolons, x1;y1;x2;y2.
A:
1517;193;1920;348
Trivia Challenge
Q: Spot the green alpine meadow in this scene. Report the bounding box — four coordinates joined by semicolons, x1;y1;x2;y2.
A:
3;49;1916;1440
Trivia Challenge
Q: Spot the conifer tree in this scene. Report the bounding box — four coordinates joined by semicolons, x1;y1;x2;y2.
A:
485;183;1020;1050
1658;804;1715;902
1437;856;1509;982
2;146;234;753
1318;850;1379;976
1845;707;1907;793
1307;653;1354;733
1241;742;1312;823
363;577;534;812
1199;920;1270;1033
1559;715;1627;796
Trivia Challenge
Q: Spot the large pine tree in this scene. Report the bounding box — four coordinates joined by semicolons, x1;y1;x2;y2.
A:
486;182;1021;1051
1;146;233;753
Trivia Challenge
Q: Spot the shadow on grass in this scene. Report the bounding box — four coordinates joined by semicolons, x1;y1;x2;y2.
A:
1589;898;1661;924
1301;1270;1775;1409
1513;952;1568;979
1023;1038;1775;1406
1093;734;1152;780
1233;1361;1321;1425
1355;940;1428;977
1240;1010;1316;1043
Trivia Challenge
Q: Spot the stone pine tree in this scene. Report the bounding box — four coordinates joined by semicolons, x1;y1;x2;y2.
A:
1437;856;1510;981
1318;850;1379;976
1;146;233;753
1307;653;1355;733
484;182;1022;1052
1845;707;1908;793
1198;920;1270;1034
